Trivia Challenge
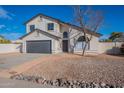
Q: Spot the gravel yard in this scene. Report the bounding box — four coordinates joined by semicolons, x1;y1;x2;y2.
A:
22;54;124;87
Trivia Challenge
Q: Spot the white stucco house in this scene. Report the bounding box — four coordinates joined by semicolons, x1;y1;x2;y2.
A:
20;13;102;54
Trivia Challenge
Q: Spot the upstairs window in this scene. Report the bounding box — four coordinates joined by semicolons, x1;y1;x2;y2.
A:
63;32;68;38
48;23;54;30
30;25;35;32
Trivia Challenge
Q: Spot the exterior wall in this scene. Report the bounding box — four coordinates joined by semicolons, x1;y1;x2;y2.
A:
60;25;69;33
22;31;62;53
26;16;61;36
0;44;21;54
69;28;82;52
98;42;123;54
23;17;124;55
26;15;123;55
88;36;99;53
65;27;100;55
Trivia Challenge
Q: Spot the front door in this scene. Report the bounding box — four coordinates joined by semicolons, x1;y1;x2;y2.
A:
62;40;68;52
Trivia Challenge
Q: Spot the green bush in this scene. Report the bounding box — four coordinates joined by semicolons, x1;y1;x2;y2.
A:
0;39;11;44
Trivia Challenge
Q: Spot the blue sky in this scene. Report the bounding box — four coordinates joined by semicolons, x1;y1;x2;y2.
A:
0;5;124;40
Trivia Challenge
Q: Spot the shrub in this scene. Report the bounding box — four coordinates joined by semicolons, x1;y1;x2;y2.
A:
120;43;124;54
0;39;11;44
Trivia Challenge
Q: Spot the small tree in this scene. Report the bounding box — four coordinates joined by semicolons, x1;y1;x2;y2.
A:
109;32;123;41
72;6;104;56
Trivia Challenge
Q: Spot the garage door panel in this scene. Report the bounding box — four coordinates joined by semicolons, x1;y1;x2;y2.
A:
26;40;51;53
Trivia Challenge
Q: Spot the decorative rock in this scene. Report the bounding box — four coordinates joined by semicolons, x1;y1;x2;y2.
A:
104;84;110;88
80;83;85;88
93;83;99;88
122;86;124;88
37;78;44;84
109;85;114;88
100;82;106;88
77;81;80;85
31;76;37;82
14;75;19;79
43;80;47;85
11;74;124;88
73;84;77;88
52;79;59;86
85;83;90;88
35;78;39;83
62;79;68;86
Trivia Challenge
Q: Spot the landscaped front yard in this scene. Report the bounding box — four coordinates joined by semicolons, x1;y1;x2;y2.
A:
21;54;124;87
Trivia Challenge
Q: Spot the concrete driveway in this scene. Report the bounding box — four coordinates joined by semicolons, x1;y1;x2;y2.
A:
0;53;48;70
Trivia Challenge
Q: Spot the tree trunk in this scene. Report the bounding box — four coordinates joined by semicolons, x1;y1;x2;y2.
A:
82;42;87;56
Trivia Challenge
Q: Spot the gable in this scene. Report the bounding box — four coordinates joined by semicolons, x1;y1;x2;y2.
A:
26;14;60;34
24;13;61;25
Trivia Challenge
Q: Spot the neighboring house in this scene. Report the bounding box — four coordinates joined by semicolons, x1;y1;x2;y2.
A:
114;33;124;42
20;13;102;54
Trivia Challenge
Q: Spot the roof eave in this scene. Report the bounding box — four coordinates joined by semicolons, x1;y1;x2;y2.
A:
20;29;61;40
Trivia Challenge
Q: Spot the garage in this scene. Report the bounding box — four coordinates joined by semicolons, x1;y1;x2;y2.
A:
26;40;51;53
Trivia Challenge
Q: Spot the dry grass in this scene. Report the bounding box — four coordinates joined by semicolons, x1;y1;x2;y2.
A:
23;54;124;86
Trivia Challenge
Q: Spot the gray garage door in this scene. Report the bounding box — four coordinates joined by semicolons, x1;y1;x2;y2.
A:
26;40;51;53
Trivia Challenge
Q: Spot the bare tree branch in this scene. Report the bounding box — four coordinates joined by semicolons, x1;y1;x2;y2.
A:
72;6;104;56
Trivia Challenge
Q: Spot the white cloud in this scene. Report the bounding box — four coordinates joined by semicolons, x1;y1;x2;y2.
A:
0;24;6;29
0;6;15;20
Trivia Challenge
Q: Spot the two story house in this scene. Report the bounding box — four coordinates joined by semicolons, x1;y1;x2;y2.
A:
20;13;102;54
